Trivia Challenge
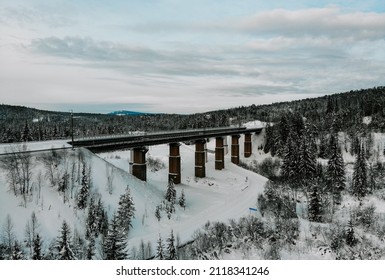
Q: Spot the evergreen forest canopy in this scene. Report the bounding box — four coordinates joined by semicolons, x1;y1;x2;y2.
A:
1;86;384;143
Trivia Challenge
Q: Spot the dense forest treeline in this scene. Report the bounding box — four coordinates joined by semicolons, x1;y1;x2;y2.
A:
1;86;384;143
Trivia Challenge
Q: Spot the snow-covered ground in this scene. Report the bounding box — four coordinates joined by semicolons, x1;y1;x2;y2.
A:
0;140;71;154
0;126;268;256
99;134;268;248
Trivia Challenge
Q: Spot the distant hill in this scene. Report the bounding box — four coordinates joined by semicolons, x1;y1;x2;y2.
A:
108;110;149;116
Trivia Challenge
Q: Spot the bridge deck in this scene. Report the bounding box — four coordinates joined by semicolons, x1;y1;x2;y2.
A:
71;126;263;152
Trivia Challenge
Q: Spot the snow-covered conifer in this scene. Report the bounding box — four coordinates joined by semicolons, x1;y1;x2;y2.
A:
77;163;89;209
346;219;357;246
104;214;128;260
56;220;75;260
11;241;24;260
308;184;323;223
352;143;369;201
156;234;165;260
326;134;345;204
166;230;177;260
179;189;186;210
155;206;161;221
117;187;135;234
165;179;176;204
32;234;42;260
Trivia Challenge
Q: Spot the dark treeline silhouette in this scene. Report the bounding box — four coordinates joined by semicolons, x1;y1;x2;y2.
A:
1;86;384;143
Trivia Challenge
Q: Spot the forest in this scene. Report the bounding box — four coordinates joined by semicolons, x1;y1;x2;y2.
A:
1;86;385;259
2;87;384;143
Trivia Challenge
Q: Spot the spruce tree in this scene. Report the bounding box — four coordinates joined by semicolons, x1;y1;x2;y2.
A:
281;131;301;188
117;187;135;234
179;189;186;210
308;184;323;223
166;230;177;260
346;219;357;246
32;234;42;260
104;214;128;260
11;241;24;260
96;198;109;236
86;196;97;239
326;135;345;205
156;234;165;260
155;206;161;221
298;128;317;191
165;180;176;204
86;237;95;260
352;143;369;201
77;163;89;210
56;220;75;260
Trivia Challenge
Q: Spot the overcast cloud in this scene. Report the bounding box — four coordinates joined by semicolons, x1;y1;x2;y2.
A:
0;1;384;114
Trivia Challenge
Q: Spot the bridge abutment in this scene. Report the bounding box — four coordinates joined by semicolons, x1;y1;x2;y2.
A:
195;140;206;178
244;133;252;158
169;143;181;184
132;146;148;181
231;135;240;165
215;137;225;170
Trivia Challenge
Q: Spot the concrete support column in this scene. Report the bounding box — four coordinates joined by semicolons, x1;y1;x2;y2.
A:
169;143;181;184
231;135;240;165
215;137;225;170
204;142;208;163
244;133;252;158
195;140;206;178
223;136;229;155
132;146;148;181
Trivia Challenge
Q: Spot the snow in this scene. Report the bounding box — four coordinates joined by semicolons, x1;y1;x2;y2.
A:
0;140;71;154
363;116;372;125
2;121;385;260
99;140;268;248
0;128;268;256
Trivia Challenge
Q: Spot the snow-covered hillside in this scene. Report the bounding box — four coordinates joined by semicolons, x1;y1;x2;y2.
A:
0;130;268;259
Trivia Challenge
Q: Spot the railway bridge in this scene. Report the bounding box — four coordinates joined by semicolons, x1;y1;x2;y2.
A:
70;126;263;183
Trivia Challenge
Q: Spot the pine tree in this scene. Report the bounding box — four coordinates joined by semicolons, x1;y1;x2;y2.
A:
165;180;176;204
86;196;97;239
58;172;69;203
155;206;161;221
96;198;109;237
156;234;165;260
32;234;42;260
281;131;301;187
104;214;128;260
21;122;32;142
352;143;369;201
298;128;317;191
166;230;177;260
346;219;357;246
179;189;186;210
11;241;24;260
117;187;135;234
77;163;89;210
326;135;345;205
86;237;95;260
56;220;75;260
308;184;323;223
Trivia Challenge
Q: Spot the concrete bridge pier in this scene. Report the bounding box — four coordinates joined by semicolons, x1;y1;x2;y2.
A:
231;135;240;165
195;140;206;178
169;142;181;184
224;136;229;155
215;137;225;170
132;146;148;181
244;133;252;158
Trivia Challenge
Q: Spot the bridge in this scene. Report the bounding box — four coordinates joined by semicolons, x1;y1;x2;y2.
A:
70;126;263;183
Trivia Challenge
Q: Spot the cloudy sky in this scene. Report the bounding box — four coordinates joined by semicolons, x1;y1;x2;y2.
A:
1;0;385;114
